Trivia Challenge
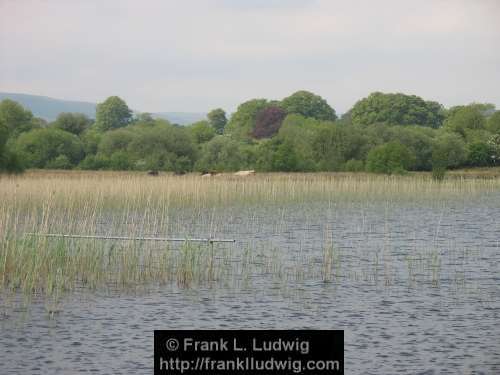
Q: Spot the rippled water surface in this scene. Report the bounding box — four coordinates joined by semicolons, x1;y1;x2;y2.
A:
1;192;500;374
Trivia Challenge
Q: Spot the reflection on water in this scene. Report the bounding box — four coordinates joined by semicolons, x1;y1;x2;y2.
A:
1;193;500;374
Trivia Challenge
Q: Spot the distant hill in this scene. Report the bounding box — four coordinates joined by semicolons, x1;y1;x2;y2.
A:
152;112;207;125
0;92;97;121
0;92;206;125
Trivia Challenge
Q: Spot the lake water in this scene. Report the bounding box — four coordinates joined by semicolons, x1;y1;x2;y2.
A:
1;192;500;374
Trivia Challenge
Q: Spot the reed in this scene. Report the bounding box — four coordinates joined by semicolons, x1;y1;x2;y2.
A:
2;170;499;213
1;170;498;302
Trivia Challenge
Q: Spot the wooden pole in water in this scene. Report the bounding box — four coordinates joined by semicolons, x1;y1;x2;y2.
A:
25;233;235;243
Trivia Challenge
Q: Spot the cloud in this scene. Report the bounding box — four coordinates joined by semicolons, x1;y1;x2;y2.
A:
1;0;499;113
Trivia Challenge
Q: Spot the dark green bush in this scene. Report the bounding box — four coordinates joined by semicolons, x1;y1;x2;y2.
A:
343;159;364;172
46;155;73;169
366;142;415;174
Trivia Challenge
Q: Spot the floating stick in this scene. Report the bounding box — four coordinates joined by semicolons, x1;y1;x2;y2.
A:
25;233;235;243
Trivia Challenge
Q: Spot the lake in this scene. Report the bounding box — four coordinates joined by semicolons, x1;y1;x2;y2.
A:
1;183;499;374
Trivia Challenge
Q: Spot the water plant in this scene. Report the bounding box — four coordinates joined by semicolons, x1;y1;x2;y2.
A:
1;170;498;303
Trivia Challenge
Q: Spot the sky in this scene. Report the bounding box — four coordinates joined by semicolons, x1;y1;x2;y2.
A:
1;0;499;114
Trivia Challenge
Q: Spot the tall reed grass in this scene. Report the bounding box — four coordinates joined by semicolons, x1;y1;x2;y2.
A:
2;170;500;212
1;170;498;302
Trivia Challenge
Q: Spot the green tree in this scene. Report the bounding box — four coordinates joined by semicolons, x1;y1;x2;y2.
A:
389;126;436;170
254;139;276;171
0;119;8;154
277;114;319;171
195;136;246;172
15;128;84;168
224;99;269;140
53;112;91;135
81;127;103;155
0;118;24;173
95;96;132;131
207;108;227;134
45;155;72;169
134;112;155;125
467;142;493;167
446;103;495;118
272;140;299;171
0;120;9;171
0;99;37;137
127;124;196;171
444;105;486;137
310;123;348;171
78;154;110;170
343;159;364;172
108;151;133;170
487;111;500;134
281;90;336;121
188;120;216;144
98;128;136;156
350;92;445;128
366;142;416;174
95;122;196;171
431;132;467;168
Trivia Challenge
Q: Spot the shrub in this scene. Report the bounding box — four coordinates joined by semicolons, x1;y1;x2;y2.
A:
109;151;133;170
0;148;24;173
78;154;110;170
173;156;191;174
14;128;84;168
343;159;364;172
432;133;467;168
53;113;91;135
272;141;299;172
128;124;196;171
98;128;136;156
444;106;486;137
46;155;73;169
188;121;216;144
195;136;245;172
467;142;493;167
487;111;500;134
366;142;415;174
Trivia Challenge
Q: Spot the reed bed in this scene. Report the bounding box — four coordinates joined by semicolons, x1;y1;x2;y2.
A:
2;170;500;212
1;170;498;303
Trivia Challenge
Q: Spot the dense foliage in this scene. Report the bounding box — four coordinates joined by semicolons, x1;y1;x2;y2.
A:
350;92;445;128
1;91;499;175
53;112;92;135
281;90;337;121
15;128;84;168
252;106;287;139
224;99;269;140
366;142;415;174
95;96;133;131
207;108;227;135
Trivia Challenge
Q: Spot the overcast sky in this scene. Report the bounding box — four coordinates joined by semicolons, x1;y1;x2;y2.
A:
1;0;499;114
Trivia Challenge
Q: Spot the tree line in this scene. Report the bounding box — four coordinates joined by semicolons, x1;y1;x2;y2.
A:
1;91;500;176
